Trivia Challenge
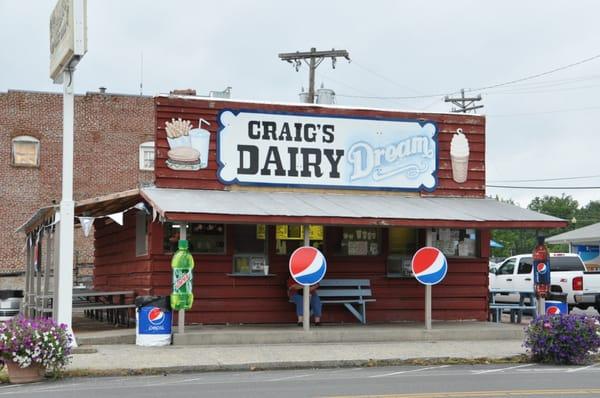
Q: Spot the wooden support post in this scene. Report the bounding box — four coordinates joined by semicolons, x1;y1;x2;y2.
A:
35;234;42;317
43;227;53;316
425;229;433;330
303;225;310;331
23;235;31;316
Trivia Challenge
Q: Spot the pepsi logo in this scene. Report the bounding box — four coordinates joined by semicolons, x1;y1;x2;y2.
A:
411;247;448;286
289;246;327;286
546;306;561;315
147;307;165;326
537;263;548;274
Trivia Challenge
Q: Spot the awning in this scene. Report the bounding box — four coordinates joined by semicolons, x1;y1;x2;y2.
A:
547;222;600;244
140;187;566;229
18;187;567;234
490;240;504;248
17;189;141;234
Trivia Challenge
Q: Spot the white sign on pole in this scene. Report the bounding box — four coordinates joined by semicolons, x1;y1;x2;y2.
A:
50;0;87;83
217;111;438;191
50;0;87;347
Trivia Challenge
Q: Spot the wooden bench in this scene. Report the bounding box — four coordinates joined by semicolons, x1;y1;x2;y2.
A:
317;279;375;324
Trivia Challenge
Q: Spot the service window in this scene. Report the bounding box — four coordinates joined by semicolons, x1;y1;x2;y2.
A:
431;228;479;257
387;227;419;277
275;225;323;256
329;227;381;256
163;222;225;254
232;225;268;275
497;259;516;275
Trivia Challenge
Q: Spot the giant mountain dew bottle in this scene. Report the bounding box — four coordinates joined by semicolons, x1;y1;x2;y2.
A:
171;239;194;310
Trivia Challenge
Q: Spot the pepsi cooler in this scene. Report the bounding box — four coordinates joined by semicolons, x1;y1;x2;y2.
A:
135;296;172;346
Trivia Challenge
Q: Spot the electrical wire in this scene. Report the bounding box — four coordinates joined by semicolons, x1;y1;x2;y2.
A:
337;51;600;100
486;185;600;190
487;105;600;118
488;174;600;183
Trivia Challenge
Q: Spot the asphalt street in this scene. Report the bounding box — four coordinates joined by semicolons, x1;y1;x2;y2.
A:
2;363;600;398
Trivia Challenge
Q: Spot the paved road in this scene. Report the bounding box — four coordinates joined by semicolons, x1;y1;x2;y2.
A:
2;363;600;398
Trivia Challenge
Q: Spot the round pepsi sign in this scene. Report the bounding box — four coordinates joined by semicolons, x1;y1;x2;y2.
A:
411;247;448;286
289;246;327;286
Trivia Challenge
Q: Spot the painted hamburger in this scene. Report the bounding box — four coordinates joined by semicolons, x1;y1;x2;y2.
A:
166;146;201;171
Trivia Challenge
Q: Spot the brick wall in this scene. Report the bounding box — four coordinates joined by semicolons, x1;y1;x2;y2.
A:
0;90;155;289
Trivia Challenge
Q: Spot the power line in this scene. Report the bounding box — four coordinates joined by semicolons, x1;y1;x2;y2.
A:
350;60;423;95
487;105;600;118
470;52;600;92
488;174;600;183
337;51;600;101
486;185;600;190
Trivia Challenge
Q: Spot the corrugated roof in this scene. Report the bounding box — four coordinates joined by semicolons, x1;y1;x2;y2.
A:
141;187;564;227
547;222;600;244
17;189;141;234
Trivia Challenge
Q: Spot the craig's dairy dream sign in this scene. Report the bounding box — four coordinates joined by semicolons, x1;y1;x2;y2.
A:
217;110;438;191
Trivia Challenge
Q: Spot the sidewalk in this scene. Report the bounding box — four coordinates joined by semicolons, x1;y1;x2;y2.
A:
68;321;529;375
69;340;526;374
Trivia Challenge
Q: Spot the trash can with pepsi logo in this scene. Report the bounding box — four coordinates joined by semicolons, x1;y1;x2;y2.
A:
135;296;172;346
545;300;568;316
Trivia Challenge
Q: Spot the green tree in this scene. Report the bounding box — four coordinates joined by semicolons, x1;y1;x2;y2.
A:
528;194;579;222
491;195;579;259
575;200;600;228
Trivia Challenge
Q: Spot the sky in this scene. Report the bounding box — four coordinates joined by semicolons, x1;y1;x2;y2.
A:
1;0;599;209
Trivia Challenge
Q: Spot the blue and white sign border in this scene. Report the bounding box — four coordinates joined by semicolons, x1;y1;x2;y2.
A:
216;109;439;192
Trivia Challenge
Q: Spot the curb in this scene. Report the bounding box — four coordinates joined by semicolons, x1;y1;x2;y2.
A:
63;355;530;378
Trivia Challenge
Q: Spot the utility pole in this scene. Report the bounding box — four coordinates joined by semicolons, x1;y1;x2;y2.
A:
444;89;483;113
279;47;350;103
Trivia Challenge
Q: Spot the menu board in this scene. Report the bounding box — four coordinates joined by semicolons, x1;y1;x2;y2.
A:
348;241;369;256
275;225;324;240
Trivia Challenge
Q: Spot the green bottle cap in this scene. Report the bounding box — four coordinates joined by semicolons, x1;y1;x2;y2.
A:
178;239;189;250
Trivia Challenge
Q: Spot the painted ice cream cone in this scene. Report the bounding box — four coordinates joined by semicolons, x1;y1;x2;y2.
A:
450;129;470;183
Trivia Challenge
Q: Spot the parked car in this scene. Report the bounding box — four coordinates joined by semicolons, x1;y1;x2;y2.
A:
573;267;600;312
489;253;596;311
488;261;498;273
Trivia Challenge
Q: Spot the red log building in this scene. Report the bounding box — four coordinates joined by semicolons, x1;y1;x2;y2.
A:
22;95;566;324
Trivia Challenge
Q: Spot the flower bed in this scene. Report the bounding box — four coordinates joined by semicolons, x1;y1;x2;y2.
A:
0;315;72;377
524;314;600;365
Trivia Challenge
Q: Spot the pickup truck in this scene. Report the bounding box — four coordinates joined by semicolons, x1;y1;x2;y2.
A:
489;253;600;311
573;268;600;311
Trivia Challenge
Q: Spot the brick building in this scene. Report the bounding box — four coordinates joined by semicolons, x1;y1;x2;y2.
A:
0;90;155;290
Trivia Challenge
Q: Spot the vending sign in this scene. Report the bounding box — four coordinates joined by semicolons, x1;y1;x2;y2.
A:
217;110;438;191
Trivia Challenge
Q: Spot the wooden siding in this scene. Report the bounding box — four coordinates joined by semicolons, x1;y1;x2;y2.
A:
93;213;153;297
143;223;489;324
154;97;485;198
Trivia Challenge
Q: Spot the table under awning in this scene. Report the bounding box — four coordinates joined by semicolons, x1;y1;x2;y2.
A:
140;187;566;229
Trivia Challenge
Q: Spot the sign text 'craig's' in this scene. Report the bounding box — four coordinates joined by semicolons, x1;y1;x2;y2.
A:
217;110;438;191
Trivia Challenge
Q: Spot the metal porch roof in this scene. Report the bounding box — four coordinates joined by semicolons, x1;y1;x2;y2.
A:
140;187;565;228
547;222;600;244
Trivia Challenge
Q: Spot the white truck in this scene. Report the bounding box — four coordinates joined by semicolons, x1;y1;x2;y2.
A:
489;253;600;312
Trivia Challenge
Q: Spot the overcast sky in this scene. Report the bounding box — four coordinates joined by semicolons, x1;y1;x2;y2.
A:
1;1;599;209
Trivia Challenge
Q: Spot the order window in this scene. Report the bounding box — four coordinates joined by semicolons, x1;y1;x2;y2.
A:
275;225;323;255
387;227;419;277
232;224;268;275
329;227;381;256
163;222;225;254
430;228;478;257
